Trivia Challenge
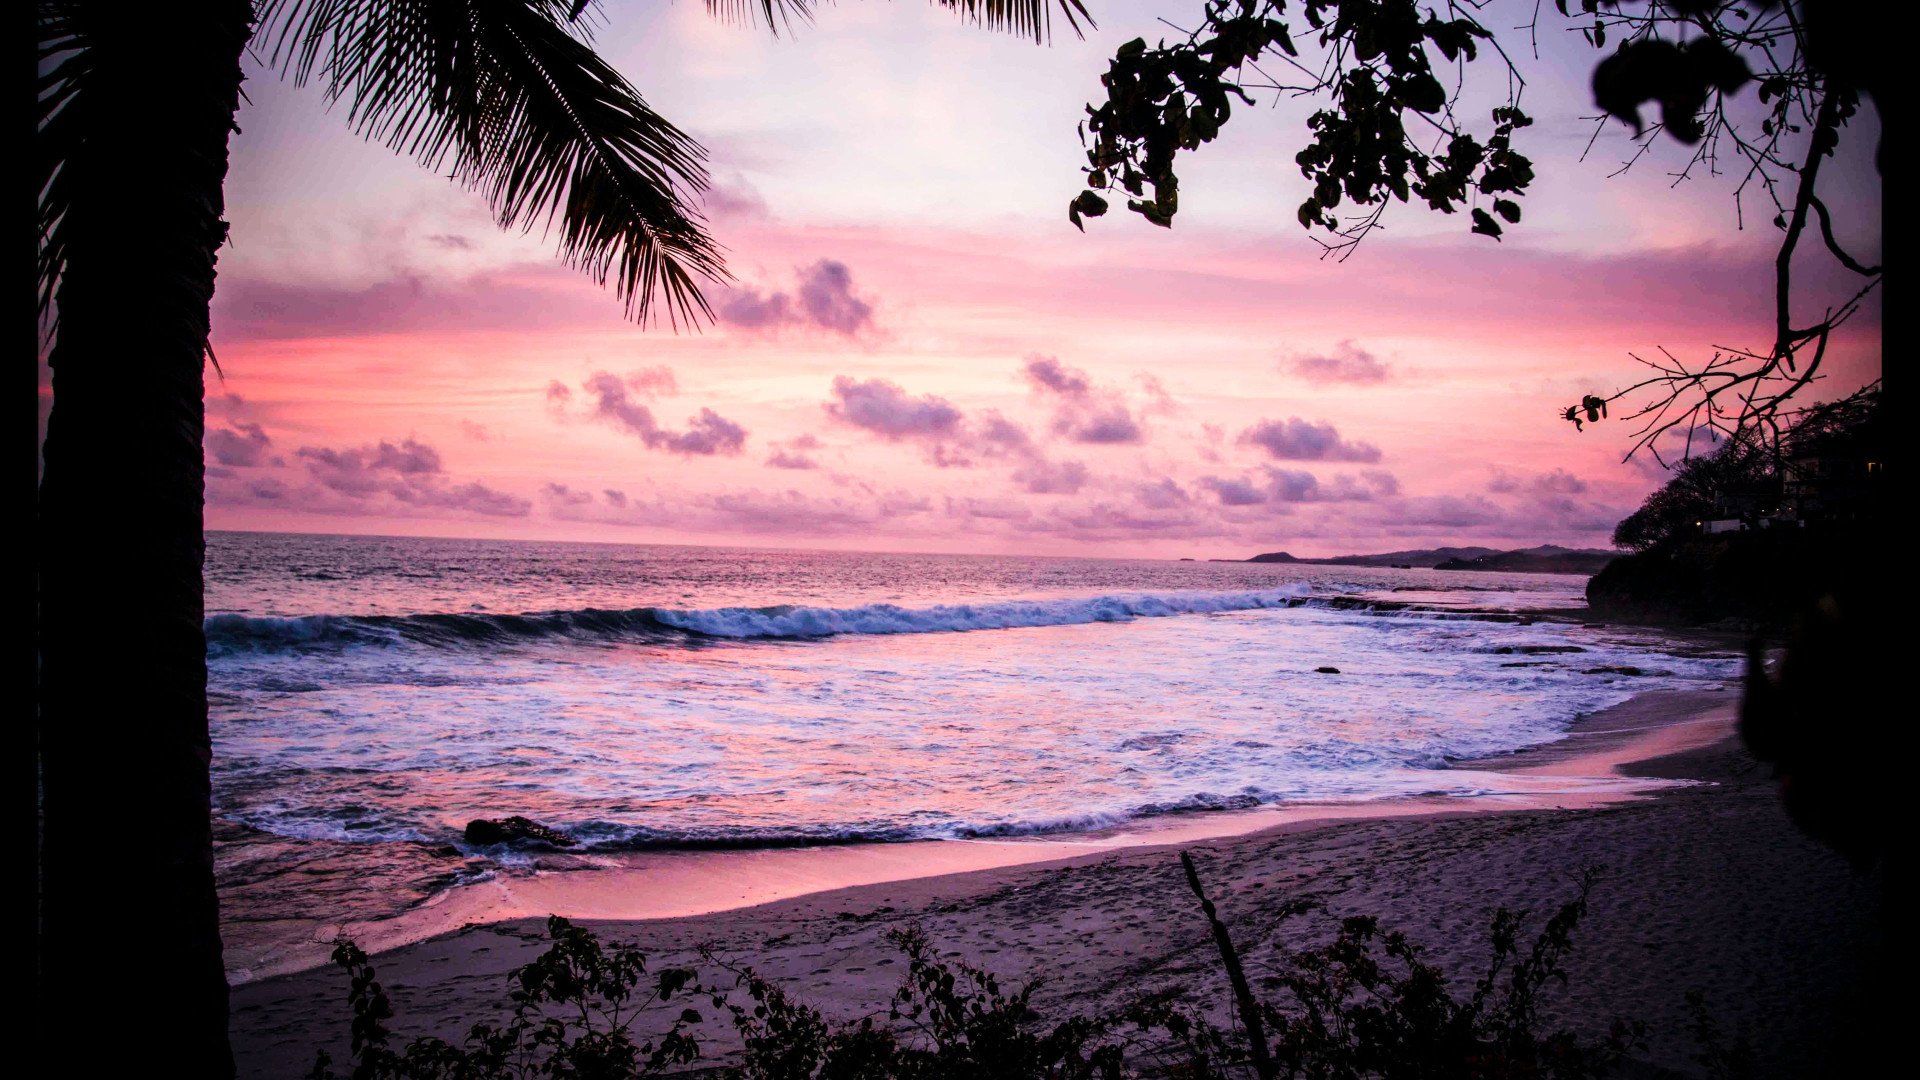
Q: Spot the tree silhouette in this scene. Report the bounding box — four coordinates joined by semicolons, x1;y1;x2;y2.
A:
34;2;1086;1073
1068;0;1881;464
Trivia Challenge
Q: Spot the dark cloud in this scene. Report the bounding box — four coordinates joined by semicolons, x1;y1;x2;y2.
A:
604;489;628;508
972;411;1035;455
824;376;964;440
1023;355;1148;445
1065;407;1145;445
213;435;529;518
206;421;272;467
1359;470;1401;497
543;483;594;507
1289;341;1391;383
1239;417;1382;463
424;234;474;250
405;481;530;517
297;437;443;495
576;371;748;456
1198;467;1397;508
1200;475;1269;507
1023;355;1092;396
719;259;875;336
666;409;750;456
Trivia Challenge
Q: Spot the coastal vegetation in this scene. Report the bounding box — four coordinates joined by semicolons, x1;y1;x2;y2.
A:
309;860;1655;1079
1587;389;1883;626
37;4;1079;1071
37;1;1878;1072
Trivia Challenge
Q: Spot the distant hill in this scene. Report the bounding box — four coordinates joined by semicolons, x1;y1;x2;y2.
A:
1242;544;1616;574
1431;545;1618;575
1245;546;1500;568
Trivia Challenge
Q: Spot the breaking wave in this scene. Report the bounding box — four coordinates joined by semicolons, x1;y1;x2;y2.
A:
205;584;1521;654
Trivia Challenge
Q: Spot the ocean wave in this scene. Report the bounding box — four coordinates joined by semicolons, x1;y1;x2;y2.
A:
207;584;1525;654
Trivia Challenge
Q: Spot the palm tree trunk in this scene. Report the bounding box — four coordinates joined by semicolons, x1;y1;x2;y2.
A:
38;4;251;1074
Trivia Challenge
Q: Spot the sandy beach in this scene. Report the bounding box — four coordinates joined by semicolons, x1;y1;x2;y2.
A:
225;683;1885;1077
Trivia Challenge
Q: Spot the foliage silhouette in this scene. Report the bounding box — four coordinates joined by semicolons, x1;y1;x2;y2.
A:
312;859;1647;1078
307;916;706;1080
37;4;1088;1072
1069;0;1881;460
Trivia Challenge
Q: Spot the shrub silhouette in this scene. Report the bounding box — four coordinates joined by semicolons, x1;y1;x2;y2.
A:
307;916;705;1079
310;860;1650;1078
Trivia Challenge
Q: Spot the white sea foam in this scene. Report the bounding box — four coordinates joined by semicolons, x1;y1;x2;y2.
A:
647;585;1318;638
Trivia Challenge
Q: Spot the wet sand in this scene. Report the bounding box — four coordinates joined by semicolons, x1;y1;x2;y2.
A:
229;684;1885;1077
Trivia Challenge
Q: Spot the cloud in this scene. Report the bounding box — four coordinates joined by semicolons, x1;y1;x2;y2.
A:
1378;495;1509;529
625;365;679;397
1136;373;1181;416
1023;355;1147;445
206;421;273;467
1531;468;1588;495
1134;477;1192;510
718;259;875;336
1198;467;1398;508
705;177;770;220
765;436;822;470
548;483;935;537
1023;355;1093;396
212;435;529;519
1064;407;1145;445
459;420;491;441
1200;475;1269;507
1012;457;1089;494
1239;417;1382;463
298;437;443;495
1289;341;1391;383
1490;467;1589;496
576;371;748;456
543;482;594;507
824;376;964;439
971;411;1036;456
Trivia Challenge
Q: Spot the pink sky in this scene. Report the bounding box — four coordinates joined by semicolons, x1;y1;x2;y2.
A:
147;2;1881;557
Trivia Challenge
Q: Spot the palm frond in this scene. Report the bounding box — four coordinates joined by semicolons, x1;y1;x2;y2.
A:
702;0;816;37
932;0;1092;43
698;0;1090;43
259;0;727;327
38;1;98;321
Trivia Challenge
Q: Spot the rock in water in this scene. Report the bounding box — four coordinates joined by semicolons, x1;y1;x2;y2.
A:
1315;666;1341;674
464;816;577;848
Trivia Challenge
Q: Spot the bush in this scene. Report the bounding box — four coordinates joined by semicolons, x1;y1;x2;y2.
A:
310;863;1646;1079
306;916;705;1080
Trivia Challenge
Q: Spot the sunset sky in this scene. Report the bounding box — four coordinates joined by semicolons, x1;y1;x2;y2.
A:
114;1;1882;557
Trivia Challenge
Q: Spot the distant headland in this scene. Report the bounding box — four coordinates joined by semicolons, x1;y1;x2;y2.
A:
1226;544;1618;575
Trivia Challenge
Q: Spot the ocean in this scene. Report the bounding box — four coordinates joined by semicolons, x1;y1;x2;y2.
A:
206;531;1739;942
